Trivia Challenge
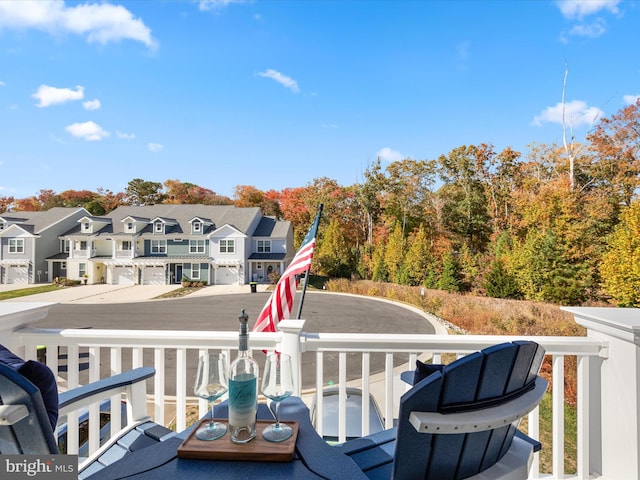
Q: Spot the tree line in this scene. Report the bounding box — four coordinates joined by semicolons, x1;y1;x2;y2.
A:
3;100;639;307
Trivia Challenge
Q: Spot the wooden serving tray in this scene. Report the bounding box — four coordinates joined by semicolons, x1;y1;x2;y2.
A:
177;419;299;462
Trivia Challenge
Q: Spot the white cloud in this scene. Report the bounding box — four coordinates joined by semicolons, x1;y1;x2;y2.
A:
377;147;404;163
0;81;5;86
33;84;84;107
199;0;247;11
65;121;110;141
148;142;163;152
83;99;101;110
569;19;607;38
257;69;300;93
556;0;620;19
320;123;339;129
531;100;604;127
116;131;136;140
0;1;156;48
623;95;640;105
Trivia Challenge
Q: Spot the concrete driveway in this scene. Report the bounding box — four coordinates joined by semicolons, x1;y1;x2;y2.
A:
5;284;443;406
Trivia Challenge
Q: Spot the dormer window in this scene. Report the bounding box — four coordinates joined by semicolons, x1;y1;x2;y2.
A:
126;222;134;232
83;222;91;232
154;222;163;233
0;222;4;231
193;222;202;233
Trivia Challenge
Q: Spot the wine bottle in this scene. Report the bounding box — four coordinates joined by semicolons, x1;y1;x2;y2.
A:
228;309;259;443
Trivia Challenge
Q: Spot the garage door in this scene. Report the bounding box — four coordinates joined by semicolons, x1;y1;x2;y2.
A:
142;265;165;285
6;265;28;284
112;266;134;285
215;266;238;285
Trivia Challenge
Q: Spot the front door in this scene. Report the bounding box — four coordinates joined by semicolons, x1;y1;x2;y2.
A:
175;265;183;284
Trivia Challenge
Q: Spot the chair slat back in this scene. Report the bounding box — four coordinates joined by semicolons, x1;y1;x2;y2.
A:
392;341;545;480
0;363;58;454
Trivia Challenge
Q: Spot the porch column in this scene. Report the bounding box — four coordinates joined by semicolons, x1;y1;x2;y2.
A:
278;319;305;397
563;307;640;480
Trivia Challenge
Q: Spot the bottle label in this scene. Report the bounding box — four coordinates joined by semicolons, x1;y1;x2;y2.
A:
229;373;257;419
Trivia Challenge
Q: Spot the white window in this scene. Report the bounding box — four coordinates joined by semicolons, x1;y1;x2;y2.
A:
79;263;86;277
220;239;235;254
191;263;201;280
257;240;271;253
190;240;205;254
61;239;70;253
126;222;134;232
79;240;88;251
151;240;167;253
121;241;132;251
9;239;24;253
0;222;4;231
83;222;90;232
192;222;202;233
155;222;163;233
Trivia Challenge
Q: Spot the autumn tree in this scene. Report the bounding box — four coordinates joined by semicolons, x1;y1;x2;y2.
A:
234;185;265;208
600;200;640;306
587;99;640;208
385;158;437;236
384;223;405;284
357;158;386;246
315;218;352;277
437;145;492;252
0;196;15;213
403;224;435;286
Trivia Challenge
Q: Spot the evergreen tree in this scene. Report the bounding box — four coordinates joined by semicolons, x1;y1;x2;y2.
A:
404;224;434;286
316;218;352;277
371;241;388;282
438;252;461;292
384;223;405;283
483;259;522;299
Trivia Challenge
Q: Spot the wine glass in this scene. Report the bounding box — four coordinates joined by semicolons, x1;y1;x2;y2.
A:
194;352;228;440
261;353;294;442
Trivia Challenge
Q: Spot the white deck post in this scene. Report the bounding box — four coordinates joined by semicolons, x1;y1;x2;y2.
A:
277;319;305;397
563;307;640;479
0;302;54;355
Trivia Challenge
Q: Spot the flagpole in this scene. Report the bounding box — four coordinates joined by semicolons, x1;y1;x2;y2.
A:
296;204;323;319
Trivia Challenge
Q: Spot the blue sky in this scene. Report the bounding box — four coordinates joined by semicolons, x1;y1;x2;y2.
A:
1;0;638;200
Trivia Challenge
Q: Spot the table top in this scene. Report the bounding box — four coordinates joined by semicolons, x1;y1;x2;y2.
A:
87;397;368;480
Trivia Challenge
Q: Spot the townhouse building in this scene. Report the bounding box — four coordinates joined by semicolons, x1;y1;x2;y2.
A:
0;207;89;284
53;204;294;286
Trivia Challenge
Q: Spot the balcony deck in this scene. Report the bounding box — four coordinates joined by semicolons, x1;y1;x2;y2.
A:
2;300;639;479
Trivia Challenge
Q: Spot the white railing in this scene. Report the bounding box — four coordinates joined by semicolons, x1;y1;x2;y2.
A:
11;320;607;479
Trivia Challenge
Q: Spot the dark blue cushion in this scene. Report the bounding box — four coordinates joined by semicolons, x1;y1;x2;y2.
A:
413;360;444;385
0;344;58;430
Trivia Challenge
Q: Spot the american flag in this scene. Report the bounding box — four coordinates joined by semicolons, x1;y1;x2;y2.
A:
252;206;322;333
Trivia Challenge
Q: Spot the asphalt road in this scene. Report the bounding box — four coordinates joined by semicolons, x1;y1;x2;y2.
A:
36;291;435;391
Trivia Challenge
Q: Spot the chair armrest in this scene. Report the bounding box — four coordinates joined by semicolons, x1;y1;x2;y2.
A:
0;405;29;425
58;367;155;416
409;376;547;434
400;370;414;385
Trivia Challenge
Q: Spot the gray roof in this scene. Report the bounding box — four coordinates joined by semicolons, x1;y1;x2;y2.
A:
92;205;264;236
253;216;291;237
1;207;88;234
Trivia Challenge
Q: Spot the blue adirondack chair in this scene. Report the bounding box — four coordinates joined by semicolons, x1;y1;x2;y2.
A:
334;340;547;480
0;362;175;478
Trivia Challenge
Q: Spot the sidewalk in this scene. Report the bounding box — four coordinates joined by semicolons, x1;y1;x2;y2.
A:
1;283;269;304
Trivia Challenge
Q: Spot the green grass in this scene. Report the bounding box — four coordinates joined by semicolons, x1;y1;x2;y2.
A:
0;285;61;300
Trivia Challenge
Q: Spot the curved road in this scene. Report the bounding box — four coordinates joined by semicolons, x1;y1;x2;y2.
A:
35;291;435;391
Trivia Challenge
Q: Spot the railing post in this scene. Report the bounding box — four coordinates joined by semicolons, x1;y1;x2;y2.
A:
277;319;305;397
0;303;54;355
563;307;639;479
